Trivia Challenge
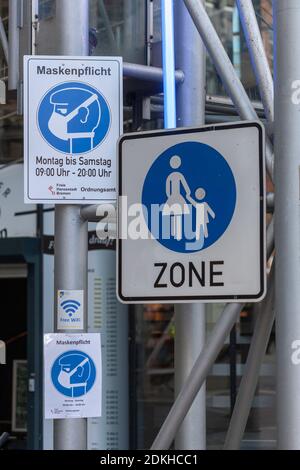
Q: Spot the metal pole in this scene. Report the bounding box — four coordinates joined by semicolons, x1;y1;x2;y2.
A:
236;0;274;125
55;0;89;55
224;265;275;450
151;222;274;450
53;0;89;451
274;0;300;450
182;0;274;180
8;0;19;90
0;18;8;63
123;0;134;59
173;0;206;450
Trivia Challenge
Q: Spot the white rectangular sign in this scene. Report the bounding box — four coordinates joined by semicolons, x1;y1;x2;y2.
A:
117;122;266;303
24;56;122;203
44;333;101;419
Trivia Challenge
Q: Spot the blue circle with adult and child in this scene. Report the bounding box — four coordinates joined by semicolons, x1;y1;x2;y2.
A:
38;81;111;154
142;141;237;253
51;350;96;398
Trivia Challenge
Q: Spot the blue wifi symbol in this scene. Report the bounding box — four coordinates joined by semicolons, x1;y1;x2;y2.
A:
61;299;81;317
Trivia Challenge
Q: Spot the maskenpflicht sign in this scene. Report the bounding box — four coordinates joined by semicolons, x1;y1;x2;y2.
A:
24;56;122;203
117;122;266;303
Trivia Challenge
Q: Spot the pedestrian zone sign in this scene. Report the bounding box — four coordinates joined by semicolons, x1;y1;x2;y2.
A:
117;121;266;303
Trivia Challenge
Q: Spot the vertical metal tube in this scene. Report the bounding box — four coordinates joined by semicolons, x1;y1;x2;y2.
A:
8;0;19;90
174;0;206;450
274;0;300;450
123;0;134;62
53;0;89;451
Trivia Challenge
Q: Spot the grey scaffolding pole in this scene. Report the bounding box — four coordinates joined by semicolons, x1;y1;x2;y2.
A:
173;0;206;450
274;0;300;450
53;0;89;451
151;303;242;450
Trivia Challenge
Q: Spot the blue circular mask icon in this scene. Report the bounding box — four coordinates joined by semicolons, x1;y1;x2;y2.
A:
38;82;110;154
142;141;236;253
51;350;96;398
